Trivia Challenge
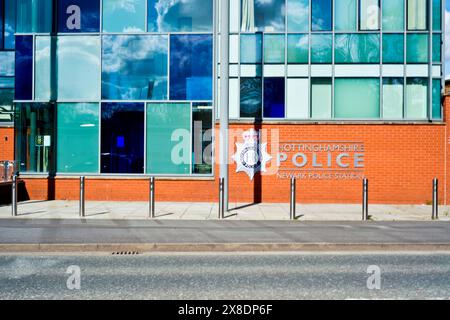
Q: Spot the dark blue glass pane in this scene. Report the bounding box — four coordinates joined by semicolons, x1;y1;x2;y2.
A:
101;103;144;174
4;0;16;49
102;35;168;100
240;78;262;118
264;78;285;118
58;0;100;33
170;34;213;100
15;35;33;100
312;0;332;31
0;1;4;49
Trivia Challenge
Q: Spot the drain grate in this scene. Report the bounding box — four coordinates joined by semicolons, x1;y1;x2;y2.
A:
112;251;140;255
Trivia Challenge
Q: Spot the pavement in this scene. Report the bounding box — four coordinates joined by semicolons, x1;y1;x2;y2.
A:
1;252;450;299
0;200;449;221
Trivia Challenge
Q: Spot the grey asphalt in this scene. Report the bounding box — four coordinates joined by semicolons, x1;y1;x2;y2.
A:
1;252;449;299
0;219;449;245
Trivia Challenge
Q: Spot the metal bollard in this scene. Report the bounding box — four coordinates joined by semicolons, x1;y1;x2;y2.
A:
362;178;369;221
79;176;85;217
219;178;225;219
149;177;155;218
432;178;439;220
11;174;18;217
290;178;296;220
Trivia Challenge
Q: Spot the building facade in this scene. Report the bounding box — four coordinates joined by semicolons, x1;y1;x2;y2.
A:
0;0;448;204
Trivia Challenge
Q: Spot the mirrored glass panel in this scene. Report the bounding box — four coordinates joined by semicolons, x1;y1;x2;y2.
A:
287;34;309;64
383;34;404;64
335;34;380;63
406;33;429;63
311;34;332;63
432;0;441;31
0;51;14;76
312;0;332;31
432;79;441;120
0;88;14;122
192;103;213;174
240;34;262;64
335;0;356;31
241;0;285;32
102;35;168;100
240;77;262;118
382;0;404;31
264;34;285;64
359;0;379;30
407;0;427;30
287;0;309;32
16;0;52;33
102;0;146;33
4;0;16;49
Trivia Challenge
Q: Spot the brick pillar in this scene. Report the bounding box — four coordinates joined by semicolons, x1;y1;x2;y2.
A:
0;127;14;160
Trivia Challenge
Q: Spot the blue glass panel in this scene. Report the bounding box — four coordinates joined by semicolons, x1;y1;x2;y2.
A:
170;34;213;101
101;103;144;174
102;35;168;100
15;35;33;100
102;0;146;32
264;78;285;118
4;0;16;49
16;0;52;33
312;0;332;31
0;51;14;76
240;77;262;118
0;1;4;49
148;0;213;32
240;34;262;64
58;0;100;33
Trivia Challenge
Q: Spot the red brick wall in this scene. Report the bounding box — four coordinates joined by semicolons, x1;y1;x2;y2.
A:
0;127;14;160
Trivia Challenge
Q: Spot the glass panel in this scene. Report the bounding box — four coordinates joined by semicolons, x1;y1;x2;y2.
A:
35;36;52;101
15;35;33;100
170;34;213;101
240;77;262;118
407;0;427;30
57;103;99;173
4;0;16;49
406;33;428;63
240;34;262;64
312;0;332;31
382;78;404;119
335;33;380;63
335;0;357;31
383;34;404;63
15;103;54;173
311;78;331;119
16;0;52;33
311;34;332;63
335;78;380;119
102;0;146;32
102;35;168;100
360;0;379;30
192;104;213;174
0;2;4;49
406;78;427;119
432;34;441;62
287;34;308;64
264;77;285;118
432;0;441;31
432;79;441;119
146;103;191;175
264;34;285;64
148;0;213;32
58;0;100;33
241;0;285;32
0;88;14;122
101;103;144;174
287;78;309;119
287;0;309;32
57;36;100;100
382;0;404;31
0;51;14;76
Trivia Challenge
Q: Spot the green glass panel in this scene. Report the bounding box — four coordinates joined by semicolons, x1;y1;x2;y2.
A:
335;34;380;63
359;0;379;30
311;34;332;64
432;79;442;120
406;78;427;119
57;103;99;173
432;0;441;31
432;34;441;62
406;34;429;63
287;34;308;63
334;78;380;119
335;0;356;31
240;34;262;64
382;78;404;119
382;0;404;31
311;78;331;119
146;103;191;174
383;34;404;63
264;34;285;64
287;0;309;32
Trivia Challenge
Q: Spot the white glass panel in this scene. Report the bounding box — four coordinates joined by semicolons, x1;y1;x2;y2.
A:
287;78;309;119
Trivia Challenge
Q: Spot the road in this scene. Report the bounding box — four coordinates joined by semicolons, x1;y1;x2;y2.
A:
1;252;449;300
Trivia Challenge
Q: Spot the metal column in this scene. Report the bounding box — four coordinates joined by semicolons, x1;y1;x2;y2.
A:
219;0;230;213
290;178;296;220
11;175;18;217
149;177;155;219
219;178;225;219
432;178;439;220
79;177;85;217
362;179;369;221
